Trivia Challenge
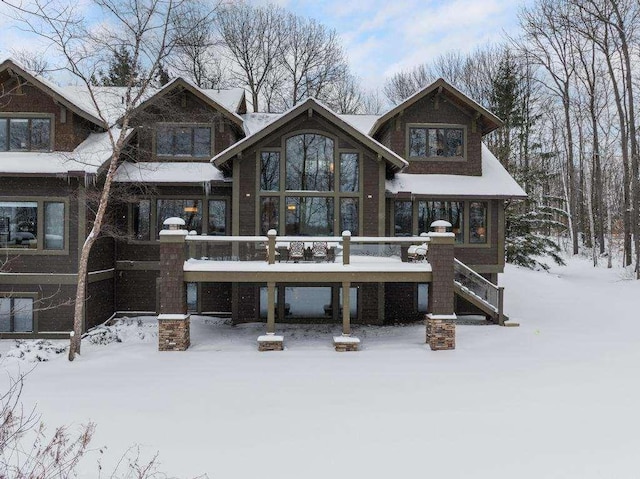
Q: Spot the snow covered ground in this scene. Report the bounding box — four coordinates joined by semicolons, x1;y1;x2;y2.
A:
1;257;639;478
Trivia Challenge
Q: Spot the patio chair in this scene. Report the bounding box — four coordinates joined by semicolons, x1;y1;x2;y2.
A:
312;241;328;262
407;243;428;262
289;241;305;262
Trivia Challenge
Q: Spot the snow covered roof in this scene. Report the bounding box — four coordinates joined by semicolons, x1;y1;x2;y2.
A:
216;98;408;171
0;129;126;175
370;78;503;136
113;161;228;184
339;114;380;134
240;112;380;137
386;144;527;199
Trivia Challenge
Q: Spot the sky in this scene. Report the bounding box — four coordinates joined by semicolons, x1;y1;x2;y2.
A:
0;0;531;91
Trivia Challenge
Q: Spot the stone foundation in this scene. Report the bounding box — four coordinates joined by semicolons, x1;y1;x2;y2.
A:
426;314;456;351
258;335;284;351
333;336;360;352
158;314;190;351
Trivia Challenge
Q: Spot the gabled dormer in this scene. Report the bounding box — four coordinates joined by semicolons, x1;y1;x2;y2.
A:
370;78;502;176
0;58;107;153
123;77;246;163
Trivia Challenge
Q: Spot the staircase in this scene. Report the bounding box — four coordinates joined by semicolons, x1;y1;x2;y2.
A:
453;259;509;325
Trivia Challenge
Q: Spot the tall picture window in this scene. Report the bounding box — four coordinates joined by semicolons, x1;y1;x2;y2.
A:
44;202;65;250
340;198;358;236
208;200;227;235
409;126;463;158
339;153;359;192
157;199;203;235
469;201;488;243
260;152;280;191
0;117;52;151
394;200;413;236
285;197;334;236
418;201;464;243
285;134;334;191
132;200;151;240
260;197;279;235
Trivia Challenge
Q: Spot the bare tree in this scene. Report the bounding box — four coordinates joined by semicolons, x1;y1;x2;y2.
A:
4;0;209;359
216;2;285;112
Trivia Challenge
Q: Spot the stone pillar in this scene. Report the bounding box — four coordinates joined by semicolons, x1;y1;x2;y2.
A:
158;219;190;351
425;223;456;350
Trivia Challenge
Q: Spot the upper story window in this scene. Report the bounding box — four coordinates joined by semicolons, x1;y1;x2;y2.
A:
0;200;65;250
408;126;464;159
285;134;334;191
156;125;212;157
0;117;52;151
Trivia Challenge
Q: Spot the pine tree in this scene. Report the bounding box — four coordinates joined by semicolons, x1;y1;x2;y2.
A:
94;46;143;87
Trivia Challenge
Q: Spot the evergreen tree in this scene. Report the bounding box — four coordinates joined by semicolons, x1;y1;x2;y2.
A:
94;46;143;87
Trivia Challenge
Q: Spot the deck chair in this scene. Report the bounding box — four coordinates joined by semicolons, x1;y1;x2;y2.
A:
312;241;328;262
289;241;305;262
407;243;428;262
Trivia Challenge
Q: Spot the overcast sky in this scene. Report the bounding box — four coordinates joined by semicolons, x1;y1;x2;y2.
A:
0;0;530;91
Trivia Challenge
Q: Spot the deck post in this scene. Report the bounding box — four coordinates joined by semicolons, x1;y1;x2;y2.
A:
425;222;456;350
267;229;276;264
158;218;190;352
267;281;276;333
334;280;360;351
258;281;284;351
342;230;351;265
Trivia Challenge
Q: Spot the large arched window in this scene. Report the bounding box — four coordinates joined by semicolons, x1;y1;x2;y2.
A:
285;134;334;191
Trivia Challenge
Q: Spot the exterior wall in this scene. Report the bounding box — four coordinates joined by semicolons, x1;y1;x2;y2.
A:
86;278;115;328
115;269;158;313
0;71;94;151
375;90;482;176
384;283;423;323
200;283;232;313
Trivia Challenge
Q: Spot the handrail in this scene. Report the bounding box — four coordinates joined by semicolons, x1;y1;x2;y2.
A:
185;234;431;244
454;258;505;324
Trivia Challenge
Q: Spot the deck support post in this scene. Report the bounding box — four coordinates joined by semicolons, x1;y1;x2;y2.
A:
158;220;190;351
334;280;360;351
425;226;456;350
342;230;351;265
258;281;284;351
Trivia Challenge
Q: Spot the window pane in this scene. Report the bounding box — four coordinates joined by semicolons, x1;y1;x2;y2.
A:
186;283;197;312
418;200;464;243
340;198;358;236
133;200;150;240
9;119;28;151
418;284;428;313
0;201;38;248
286;197;333;236
285;134;334;191
156;126;172;155
446;128;463;156
208;200;226;235
0;119;7;150
31;119;51;150
173;127;192;156
285;287;331;319
260;197;279;235
469;202;488;243
157;199;202;235
193;127;211;157
340;153;359;192
44;202;64;250
13;298;33;332
260;152;280;191
394;200;412;236
409;128;426;157
0;298;10;332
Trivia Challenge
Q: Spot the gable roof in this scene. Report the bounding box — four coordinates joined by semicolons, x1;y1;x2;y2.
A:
0;58;106;127
370;78;503;137
122;77;244;128
213;98;408;171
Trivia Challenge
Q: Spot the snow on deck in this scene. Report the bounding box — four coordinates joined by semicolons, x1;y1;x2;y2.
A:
184;254;432;273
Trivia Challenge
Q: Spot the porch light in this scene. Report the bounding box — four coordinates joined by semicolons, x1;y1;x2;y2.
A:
184;206;198;213
430;220;451;233
287;204;296;211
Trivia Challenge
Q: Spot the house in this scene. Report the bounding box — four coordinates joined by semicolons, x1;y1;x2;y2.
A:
0;58;526;345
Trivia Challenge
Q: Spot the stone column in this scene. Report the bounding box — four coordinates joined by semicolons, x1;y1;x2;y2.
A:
425;221;456;350
158;218;190;351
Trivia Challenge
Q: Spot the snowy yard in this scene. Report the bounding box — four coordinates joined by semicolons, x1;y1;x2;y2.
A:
1;257;639;478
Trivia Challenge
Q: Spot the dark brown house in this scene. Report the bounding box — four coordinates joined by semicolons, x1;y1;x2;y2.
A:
0;57;526;340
